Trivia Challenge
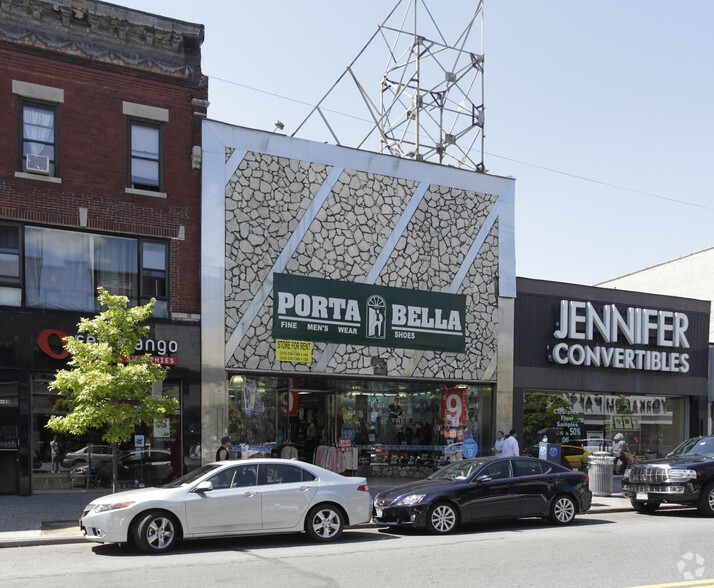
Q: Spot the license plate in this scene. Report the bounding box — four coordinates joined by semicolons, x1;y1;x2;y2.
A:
375;508;383;518
636;492;648;500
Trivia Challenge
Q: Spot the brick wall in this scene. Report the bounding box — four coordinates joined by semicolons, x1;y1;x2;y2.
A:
0;44;207;315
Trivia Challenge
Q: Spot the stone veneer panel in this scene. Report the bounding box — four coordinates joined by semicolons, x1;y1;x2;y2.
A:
225;151;500;382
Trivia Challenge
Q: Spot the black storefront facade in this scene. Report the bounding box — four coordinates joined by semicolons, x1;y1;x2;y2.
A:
0;309;201;495
513;278;710;461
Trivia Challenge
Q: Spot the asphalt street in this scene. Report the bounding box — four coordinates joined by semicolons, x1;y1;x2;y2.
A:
0;475;640;548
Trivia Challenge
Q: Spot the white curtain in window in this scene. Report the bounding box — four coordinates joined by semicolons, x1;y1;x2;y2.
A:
25;228;139;311
25;228;94;310
94;235;138;304
23;106;54;157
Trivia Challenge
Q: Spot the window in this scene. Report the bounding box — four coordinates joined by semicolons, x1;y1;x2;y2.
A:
513;459;547;477
0;224;21;306
25;227;137;311
480;461;512;480
208;464;258;490
21;225;168;316
263;464;312;484
141;241;168;315
18;99;59;176
129;120;163;192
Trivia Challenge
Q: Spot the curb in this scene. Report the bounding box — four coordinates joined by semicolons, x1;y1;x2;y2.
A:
0;536;88;548
0;504;638;548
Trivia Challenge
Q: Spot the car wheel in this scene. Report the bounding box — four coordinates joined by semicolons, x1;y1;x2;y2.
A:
630;500;660;514
549;495;577;525
305;504;344;542
132;511;179;553
696;482;714;516
426;502;459;535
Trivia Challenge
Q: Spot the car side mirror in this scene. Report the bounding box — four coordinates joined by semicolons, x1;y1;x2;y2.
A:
194;481;213;493
474;474;492;483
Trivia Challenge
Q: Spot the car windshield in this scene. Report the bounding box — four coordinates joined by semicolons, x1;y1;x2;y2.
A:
163;464;222;488
427;460;486;481
669;437;714;458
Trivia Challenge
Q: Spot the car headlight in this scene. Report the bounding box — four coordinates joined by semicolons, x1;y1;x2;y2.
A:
394;494;426;506
93;502;135;513
668;468;697;481
623;467;632;478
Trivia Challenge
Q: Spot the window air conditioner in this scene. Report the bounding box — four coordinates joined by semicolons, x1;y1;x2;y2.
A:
26;153;50;175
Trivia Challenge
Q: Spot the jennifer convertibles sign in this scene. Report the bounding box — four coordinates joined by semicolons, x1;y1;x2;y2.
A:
272;273;467;353
551;299;692;373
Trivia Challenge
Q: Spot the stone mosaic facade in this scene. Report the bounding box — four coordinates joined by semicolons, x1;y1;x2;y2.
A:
224;150;501;382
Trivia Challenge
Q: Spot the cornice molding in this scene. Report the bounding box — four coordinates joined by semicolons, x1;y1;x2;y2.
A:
0;0;205;83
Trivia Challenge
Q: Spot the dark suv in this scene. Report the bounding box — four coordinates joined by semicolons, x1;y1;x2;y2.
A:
622;436;714;515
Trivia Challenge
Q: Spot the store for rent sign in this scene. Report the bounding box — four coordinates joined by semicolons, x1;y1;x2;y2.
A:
272;273;466;352
551;300;691;373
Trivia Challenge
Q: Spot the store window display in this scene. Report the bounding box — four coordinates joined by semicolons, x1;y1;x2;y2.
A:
522;390;686;467
227;375;486;475
30;373;182;491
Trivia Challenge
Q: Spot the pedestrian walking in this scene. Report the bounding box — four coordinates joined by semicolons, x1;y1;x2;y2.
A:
491;430;505;456
216;436;232;461
612;432;631;474
501;429;519;456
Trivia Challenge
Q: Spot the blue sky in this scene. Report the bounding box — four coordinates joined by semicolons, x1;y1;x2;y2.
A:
112;1;714;286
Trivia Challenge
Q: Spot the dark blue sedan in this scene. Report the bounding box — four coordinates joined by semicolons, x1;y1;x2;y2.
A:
373;456;592;534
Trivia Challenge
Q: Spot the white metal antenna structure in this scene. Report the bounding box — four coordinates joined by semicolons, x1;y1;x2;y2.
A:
292;0;485;172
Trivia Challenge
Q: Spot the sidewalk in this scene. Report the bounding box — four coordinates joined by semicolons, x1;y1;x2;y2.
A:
0;476;640;549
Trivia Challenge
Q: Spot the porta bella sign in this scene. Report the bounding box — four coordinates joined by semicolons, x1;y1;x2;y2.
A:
551;300;691;373
272;273;466;353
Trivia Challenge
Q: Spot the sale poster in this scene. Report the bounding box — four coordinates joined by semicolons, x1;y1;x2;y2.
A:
441;388;467;427
280;390;298;417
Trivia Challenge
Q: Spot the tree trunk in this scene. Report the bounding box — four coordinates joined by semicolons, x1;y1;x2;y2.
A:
111;442;118;494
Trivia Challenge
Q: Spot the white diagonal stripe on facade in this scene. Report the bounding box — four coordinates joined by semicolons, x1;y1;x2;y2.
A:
314;181;430;372
399;199;502;377
225;149;247;185
449;200;502;294
225;166;344;364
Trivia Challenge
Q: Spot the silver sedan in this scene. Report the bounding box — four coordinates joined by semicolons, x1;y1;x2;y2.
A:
80;458;371;553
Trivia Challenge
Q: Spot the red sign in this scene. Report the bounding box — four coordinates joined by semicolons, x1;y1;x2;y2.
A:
280;390;298;416
38;329;70;360
441;388;467;427
339;437;352;450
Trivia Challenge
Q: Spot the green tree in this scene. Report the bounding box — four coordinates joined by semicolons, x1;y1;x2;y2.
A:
522;392;572;448
46;288;178;493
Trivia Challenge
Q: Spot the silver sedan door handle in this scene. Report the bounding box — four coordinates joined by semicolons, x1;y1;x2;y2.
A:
299;486;311;492
243;491;256;497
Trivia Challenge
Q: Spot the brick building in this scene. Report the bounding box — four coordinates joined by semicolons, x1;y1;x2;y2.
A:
0;0;207;495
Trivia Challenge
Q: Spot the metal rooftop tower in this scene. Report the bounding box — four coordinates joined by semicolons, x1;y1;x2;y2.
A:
293;0;485;171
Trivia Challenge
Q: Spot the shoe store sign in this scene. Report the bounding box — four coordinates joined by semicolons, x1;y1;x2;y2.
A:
273;273;466;352
551;299;691;373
